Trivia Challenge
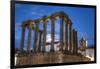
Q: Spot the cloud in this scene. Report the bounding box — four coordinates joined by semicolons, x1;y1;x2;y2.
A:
31;12;43;17
45;34;60;52
46;34;51;42
46;34;59;43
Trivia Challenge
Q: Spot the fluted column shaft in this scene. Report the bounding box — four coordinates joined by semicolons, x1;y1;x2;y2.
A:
60;15;64;51
68;20;72;52
72;29;75;54
43;21;47;52
64;18;68;51
33;21;39;52
27;27;32;52
38;30;43;52
50;16;55;52
71;29;73;53
72;29;78;54
75;30;78;54
20;26;26;52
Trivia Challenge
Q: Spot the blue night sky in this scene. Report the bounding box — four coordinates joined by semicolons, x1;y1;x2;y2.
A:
15;4;95;49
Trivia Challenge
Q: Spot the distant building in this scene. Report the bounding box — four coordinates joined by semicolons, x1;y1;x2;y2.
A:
79;37;87;51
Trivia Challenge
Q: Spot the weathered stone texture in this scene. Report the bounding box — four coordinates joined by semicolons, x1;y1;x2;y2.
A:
16;52;90;66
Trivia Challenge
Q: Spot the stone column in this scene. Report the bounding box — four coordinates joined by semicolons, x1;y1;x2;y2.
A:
27;20;33;52
72;29;75;54
33;20;40;52
71;29;73;53
50;16;55;52
42;16;47;52
60;15;64;51
27;28;32;52
72;29;78;55
38;30;43;52
75;30;78;54
64;17;68;51
68;20;72;52
20;22;26;52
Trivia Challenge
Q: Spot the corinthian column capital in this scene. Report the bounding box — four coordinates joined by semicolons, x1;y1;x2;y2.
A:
43;16;48;24
21;21;27;29
51;15;56;21
68;19;72;26
27;20;34;29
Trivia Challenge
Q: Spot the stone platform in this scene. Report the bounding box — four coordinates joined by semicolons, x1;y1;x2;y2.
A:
15;52;91;66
